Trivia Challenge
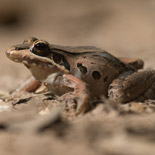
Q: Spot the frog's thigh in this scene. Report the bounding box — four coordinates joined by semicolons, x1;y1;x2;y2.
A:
108;70;155;103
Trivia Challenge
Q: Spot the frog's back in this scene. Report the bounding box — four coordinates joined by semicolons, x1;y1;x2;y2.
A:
49;44;133;97
68;51;132;97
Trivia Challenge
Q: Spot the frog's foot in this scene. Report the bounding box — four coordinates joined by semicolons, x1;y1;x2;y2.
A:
44;73;90;114
108;70;155;103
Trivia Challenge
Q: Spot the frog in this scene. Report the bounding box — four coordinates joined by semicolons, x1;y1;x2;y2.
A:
6;37;155;113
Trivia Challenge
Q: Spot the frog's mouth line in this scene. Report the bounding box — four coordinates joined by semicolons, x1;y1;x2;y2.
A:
6;48;69;74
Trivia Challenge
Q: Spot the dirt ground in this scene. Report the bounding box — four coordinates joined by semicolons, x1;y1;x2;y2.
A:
1;0;155;155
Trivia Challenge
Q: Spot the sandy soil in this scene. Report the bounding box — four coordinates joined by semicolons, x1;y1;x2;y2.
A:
1;0;155;154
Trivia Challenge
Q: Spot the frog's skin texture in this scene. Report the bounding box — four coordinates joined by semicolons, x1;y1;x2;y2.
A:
6;37;155;113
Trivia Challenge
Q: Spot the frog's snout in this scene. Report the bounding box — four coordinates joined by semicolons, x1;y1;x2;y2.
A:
6;47;15;58
5;47;22;63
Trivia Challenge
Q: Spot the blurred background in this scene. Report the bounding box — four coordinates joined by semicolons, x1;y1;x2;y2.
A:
1;0;155;92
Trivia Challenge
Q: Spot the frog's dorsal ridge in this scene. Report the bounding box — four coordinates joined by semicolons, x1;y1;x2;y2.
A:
50;44;103;54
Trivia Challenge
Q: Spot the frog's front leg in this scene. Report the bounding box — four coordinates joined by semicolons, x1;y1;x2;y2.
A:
13;76;41;93
108;70;155;103
44;73;90;114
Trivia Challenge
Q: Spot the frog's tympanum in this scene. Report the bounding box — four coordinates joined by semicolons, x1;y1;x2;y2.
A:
6;37;155;113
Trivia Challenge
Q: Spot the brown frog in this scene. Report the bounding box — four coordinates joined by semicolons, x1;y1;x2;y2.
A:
6;37;155;113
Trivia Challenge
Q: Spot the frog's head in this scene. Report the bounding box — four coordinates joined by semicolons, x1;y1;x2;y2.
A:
6;37;69;81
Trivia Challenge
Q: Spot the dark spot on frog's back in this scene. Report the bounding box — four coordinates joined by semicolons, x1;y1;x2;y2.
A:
63;59;70;71
77;63;87;74
53;53;62;64
52;53;70;71
92;71;101;80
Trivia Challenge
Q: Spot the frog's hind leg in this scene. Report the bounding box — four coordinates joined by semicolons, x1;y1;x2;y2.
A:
108;70;155;103
136;81;155;102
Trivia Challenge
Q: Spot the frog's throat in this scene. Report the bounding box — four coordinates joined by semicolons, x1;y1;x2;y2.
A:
21;56;69;74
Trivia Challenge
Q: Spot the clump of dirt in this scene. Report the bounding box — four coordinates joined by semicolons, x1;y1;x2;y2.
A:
0;90;155;155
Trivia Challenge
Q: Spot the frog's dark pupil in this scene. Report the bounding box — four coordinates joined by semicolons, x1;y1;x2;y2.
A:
35;43;46;50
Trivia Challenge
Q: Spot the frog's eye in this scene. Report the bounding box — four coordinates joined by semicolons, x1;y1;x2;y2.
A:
23;37;38;44
30;41;51;57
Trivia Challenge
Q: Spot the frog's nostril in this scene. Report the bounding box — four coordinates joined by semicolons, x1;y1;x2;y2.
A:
6;51;11;59
6;49;11;56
